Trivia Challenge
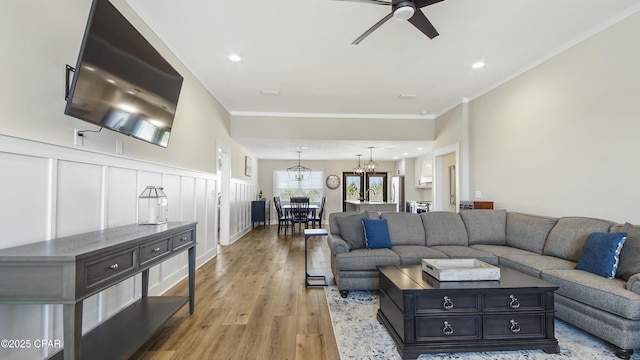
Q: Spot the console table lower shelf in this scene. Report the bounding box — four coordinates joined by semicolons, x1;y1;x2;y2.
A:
50;296;187;360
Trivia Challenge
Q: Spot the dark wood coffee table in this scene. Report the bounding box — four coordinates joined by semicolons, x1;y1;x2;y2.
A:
377;264;559;360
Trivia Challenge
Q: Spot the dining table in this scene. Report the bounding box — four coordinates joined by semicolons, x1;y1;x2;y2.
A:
281;204;320;229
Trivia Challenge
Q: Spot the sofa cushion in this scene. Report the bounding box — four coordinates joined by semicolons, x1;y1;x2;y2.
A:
335;214;366;249
430;245;499;265
575;232;626;279
335;248;400;271
615;223;640;281
381;212;426;246
499;254;576;278
506;212;558;254
330;211;365;235
542;269;640;320
362;218;392;249
460;209;507;245
391;245;448;265
470;244;537;257
543;217;614;262
422;212;468;246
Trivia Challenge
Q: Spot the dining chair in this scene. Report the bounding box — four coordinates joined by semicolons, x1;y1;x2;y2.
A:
288;197;310;234
311;196;326;228
273;196;288;235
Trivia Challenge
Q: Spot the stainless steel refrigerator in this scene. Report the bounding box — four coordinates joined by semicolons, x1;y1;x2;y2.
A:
390;176;405;212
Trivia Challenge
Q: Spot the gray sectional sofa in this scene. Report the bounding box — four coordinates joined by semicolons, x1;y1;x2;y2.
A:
327;210;640;359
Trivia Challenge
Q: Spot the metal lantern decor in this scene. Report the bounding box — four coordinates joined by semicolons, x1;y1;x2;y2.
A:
138;186;168;225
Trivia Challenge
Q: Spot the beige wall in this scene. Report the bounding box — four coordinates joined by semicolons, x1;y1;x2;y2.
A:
465;11;640;223
0;0;255;181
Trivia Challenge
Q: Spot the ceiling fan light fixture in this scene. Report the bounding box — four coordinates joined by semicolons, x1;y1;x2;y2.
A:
393;1;415;21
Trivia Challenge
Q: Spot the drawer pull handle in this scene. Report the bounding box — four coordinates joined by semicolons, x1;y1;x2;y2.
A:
509;295;520;309
109;263;119;270
442;321;454;335
510;319;521;333
443;296;454;310
153;247;161;252
181;236;189;242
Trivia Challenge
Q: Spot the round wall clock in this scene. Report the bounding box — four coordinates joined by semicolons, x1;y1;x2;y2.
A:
326;175;340;189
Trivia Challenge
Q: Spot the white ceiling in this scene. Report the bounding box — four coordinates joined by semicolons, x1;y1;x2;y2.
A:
126;0;640;160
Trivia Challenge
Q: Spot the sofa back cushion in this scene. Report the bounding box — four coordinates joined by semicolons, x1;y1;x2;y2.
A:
329;211;378;235
612;222;640;281
335;214;367;249
543;217;614;262
381;212;426;246
460;209;507;245
506;212;558;254
422;212;468;246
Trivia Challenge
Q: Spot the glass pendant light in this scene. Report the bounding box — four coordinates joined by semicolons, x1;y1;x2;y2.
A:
364;147;378;172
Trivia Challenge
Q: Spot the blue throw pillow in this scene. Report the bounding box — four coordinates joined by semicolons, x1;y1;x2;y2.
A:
576;232;627;279
361;218;392;249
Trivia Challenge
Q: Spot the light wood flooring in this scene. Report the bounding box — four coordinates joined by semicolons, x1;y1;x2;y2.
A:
132;224;340;360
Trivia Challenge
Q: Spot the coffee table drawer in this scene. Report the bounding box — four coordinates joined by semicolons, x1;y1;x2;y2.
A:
414;315;481;341
483;291;545;311
415;292;480;313
483;314;546;339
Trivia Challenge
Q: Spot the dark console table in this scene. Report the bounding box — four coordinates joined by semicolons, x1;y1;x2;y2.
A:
251;200;271;227
377;265;558;359
0;221;197;360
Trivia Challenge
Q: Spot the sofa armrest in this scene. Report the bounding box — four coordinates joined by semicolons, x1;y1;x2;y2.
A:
627;273;640;295
327;234;350;255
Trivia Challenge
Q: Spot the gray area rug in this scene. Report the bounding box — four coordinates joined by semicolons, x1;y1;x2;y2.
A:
325;286;639;360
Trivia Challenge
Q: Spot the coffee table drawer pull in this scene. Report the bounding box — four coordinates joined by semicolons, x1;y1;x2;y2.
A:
510;319;521;333
443;296;454;310
509;295;520;309
442;321;454;335
109;263;119;270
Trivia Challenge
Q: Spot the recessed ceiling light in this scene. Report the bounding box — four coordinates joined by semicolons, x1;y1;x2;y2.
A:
398;94;416;99
296;146;309;150
472;61;485;69
261;90;280;96
417;147;423;151
403;152;409;156
228;54;242;62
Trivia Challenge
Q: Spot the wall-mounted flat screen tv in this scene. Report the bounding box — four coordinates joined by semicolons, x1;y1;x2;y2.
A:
65;0;183;148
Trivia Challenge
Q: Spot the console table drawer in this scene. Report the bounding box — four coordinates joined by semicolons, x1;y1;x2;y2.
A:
483;314;546;338
172;230;194;251
415;292;480;313
85;248;137;289
414;315;481;341
483;291;544;311
140;237;171;265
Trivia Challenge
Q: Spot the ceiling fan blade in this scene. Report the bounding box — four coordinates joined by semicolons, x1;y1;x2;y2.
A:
407;9;439;39
352;12;393;45
333;0;391;5
413;0;445;9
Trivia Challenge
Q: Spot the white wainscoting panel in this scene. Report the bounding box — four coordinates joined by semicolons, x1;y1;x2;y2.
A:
0;134;220;360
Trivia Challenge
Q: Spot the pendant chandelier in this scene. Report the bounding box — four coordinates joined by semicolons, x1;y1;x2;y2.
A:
353;154;365;175
364;147;378;172
287;151;312;181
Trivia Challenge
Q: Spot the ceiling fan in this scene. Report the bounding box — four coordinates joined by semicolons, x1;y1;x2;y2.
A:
335;0;445;45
